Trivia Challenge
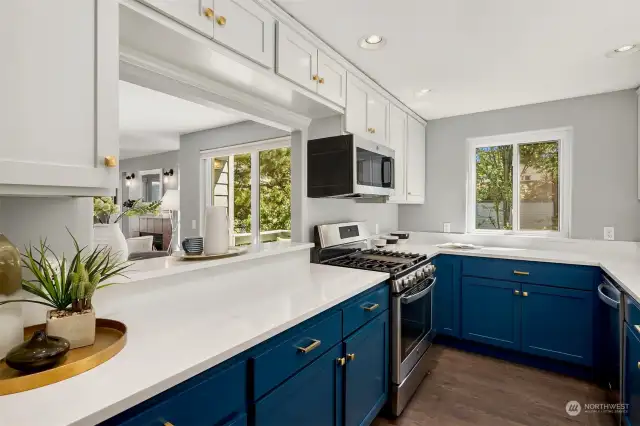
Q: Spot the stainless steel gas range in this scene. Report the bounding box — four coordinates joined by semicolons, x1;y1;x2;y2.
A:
312;222;436;416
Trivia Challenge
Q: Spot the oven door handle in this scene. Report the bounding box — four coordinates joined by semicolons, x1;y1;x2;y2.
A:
401;278;436;304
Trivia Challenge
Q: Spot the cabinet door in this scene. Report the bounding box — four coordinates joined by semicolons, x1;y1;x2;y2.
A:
344;313;389;426
141;0;214;37
0;0;118;196
276;23;318;91
461;277;521;351
433;256;461;337
387;104;407;202
255;344;343;426
212;0;274;68
405;116;426;203
521;284;593;366
317;51;346;107
366;90;389;145
345;74;369;138
626;324;640;425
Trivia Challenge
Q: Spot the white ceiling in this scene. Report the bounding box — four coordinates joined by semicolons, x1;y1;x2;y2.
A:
275;0;640;119
119;81;243;158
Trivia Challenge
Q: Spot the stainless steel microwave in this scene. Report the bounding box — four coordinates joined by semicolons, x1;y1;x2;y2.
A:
307;134;395;198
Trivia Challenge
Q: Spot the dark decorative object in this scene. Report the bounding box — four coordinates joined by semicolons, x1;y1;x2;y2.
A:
5;331;70;373
181;237;204;255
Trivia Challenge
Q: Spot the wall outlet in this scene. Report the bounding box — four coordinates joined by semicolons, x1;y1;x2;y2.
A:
192;220;197;230
604;227;615;241
443;222;451;233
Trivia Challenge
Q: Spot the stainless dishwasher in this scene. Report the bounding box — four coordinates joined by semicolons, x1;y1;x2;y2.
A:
598;274;622;424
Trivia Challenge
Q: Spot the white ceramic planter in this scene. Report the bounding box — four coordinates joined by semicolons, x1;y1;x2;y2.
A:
93;224;128;263
46;309;96;349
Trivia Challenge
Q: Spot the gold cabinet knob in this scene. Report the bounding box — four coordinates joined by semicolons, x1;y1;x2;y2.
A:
371;128;376;134
522;291;529;297
164;422;174;426
514;290;520;295
637;361;640;370
319;77;325;84
347;353;355;361
203;7;214;18
312;74;319;81
336;357;346;366
216;15;227;26
104;156;117;168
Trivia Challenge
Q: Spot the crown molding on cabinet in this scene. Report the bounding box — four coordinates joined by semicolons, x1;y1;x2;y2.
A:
256;0;428;126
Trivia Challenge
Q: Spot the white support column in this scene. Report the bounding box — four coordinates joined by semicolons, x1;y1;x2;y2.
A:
251;152;260;245
290;127;309;242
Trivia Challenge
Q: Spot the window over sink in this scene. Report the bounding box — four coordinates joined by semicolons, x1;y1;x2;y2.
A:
466;128;572;237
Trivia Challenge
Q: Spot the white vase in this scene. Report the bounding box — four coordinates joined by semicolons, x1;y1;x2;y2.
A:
0;298;23;360
204;206;230;255
46;309;96;349
93;224;128;263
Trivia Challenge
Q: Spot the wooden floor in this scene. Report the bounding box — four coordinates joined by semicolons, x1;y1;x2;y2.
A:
374;345;617;426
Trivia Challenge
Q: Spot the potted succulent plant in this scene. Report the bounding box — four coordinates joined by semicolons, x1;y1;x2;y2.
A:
93;197;162;262
0;232;130;349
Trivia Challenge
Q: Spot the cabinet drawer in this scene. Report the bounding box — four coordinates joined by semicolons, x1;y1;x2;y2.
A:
462;257;597;291
626;296;640;333
117;361;246;426
253;311;342;400
343;285;389;337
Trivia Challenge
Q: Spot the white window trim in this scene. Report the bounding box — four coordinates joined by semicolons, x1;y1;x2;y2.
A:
466;127;572;238
199;136;291;245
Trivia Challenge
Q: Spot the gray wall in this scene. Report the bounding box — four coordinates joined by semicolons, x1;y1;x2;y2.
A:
399;89;640;241
180;121;288;238
120;150;179;177
306;116;399;239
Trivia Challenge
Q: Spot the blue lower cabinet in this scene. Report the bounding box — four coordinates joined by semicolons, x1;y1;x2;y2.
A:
344;312;389;426
461;277;521;351
255;344;344;426
520;284;593;366
625;324;640;425
433;255;461;337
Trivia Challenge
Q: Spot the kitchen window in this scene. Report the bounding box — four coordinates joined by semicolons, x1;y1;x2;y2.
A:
201;137;291;246
466;128;572;237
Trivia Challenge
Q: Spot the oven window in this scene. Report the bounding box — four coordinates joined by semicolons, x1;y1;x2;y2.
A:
400;286;432;358
356;148;394;188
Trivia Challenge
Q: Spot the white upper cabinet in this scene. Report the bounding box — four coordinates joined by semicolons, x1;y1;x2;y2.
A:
212;0;275;68
276;23;318;92
140;0;215;37
317;51;346;107
406;116;426;203
388;104;407;203
0;0;118;196
276;23;346;107
345;74;389;145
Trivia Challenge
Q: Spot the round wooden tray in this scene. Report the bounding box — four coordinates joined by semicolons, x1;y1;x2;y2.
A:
0;319;127;395
172;246;248;261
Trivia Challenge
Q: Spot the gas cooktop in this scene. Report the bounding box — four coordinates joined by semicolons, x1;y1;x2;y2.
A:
323;249;429;276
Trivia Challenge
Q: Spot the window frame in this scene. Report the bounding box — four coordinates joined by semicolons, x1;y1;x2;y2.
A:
200;136;291;245
466;127;572;237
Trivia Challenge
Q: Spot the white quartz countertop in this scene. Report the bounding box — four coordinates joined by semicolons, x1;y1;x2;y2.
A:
393;241;640;302
0;256;388;426
123;241;315;283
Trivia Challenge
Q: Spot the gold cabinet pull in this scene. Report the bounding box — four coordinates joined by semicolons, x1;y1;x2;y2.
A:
634;325;640;334
216;15;227;26
522;291;529;297
362;303;379;312
203;7;214;18
319;77;325;84
371;128;376;134
336;357;346;366
637;361;640;370
514;290;520;295
513;270;529;276
104;156;117;168
312;74;319;81
347;353;356;361
164;422;174;426
296;339;321;353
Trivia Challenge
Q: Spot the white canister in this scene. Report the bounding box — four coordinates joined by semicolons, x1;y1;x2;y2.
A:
93;223;129;263
0;299;23;359
204;206;230;255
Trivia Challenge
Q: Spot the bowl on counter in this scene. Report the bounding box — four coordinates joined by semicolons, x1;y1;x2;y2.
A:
372;238;387;249
382;235;399;245
390;232;409;244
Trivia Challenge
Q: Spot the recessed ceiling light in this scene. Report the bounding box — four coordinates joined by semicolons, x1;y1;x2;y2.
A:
419;89;431;94
615;44;636;53
606;43;640;58
359;35;387;50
